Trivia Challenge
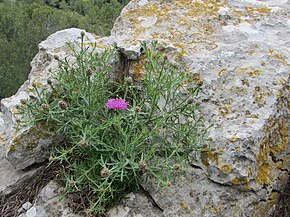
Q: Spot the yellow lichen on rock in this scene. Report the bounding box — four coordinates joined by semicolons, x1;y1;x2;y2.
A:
255;118;288;185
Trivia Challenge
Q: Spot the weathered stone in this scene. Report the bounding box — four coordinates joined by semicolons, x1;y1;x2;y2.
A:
19;181;81;217
26;207;36;217
22;201;32;210
0;114;42;195
0;0;289;216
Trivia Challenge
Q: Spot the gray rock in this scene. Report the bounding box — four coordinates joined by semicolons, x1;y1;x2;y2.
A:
26;207;36;217
22;201;32;210
0;114;42;195
24;181;81;217
0;0;289;216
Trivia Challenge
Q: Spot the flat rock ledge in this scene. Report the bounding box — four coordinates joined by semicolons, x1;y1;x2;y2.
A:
1;0;289;216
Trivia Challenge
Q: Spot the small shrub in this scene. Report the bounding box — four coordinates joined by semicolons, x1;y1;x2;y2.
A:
18;33;206;215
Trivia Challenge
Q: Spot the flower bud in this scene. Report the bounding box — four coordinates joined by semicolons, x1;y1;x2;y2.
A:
47;79;52;85
80;31;85;37
32;82;37;88
100;168;110;177
187;97;195;104
78;140;88;147
29;95;36;100
86;68;93;76
40;103;49;110
58;100;67;109
127;77;133;85
135;106;142;112
196;80;203;86
57;187;64;194
174;164;181;170
139;160;147;172
54;55;60;61
20;99;27;105
69;180;75;186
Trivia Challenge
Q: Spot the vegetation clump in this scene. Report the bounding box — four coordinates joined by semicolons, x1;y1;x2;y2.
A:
17;33;206;215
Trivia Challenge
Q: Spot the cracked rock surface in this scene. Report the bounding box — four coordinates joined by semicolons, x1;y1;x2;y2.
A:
0;0;289;216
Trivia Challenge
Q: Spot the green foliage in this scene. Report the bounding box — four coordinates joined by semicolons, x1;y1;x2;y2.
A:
0;0;129;99
18;35;206;215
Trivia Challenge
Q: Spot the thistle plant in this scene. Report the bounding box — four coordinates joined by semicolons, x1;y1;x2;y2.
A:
17;33;206;215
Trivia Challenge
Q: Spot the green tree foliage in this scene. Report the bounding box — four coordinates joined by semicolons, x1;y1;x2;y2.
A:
0;0;128;99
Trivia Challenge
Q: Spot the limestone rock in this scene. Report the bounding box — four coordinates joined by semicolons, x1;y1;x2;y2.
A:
0;113;41;195
19;181;81;217
0;0;289;216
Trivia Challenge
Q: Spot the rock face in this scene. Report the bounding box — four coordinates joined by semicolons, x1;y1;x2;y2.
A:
0;0;289;216
18;181;81;217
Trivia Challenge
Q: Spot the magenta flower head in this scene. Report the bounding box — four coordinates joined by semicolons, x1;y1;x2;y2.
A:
105;98;128;110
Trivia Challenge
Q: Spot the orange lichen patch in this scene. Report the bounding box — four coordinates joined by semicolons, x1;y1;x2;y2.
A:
217;67;228;76
175;0;192;4
183;0;228;18
31;81;43;87
122;0;228;50
132;55;146;80
268;191;279;201
268;48;275;55
229;86;246;96
205;43;218;51
256;163;273;184
0;135;7;142
179;201;188;207
219;164;232;173
133;27;146;38
206;202;222;214
253;87;270;108
244;6;271;14
231;176;249;190
255;118;288;185
10;125;54;151
277;77;288;86
124;2;166;20
236;66;262;76
173;43;187;56
201;148;218;167
217;104;231;117
92;34;101;40
230;135;237;142
9;144;15;152
268;49;290;66
150;32;162;39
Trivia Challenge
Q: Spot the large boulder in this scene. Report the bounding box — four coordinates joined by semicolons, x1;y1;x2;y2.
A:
0;0;289;216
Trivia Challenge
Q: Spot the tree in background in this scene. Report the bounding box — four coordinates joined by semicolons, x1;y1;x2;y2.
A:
0;0;129;99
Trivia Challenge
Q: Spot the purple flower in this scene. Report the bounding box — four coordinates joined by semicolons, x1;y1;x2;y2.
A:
105;98;128;110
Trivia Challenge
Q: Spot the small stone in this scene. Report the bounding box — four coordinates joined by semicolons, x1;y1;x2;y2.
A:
17;207;24;213
22;201;32;210
26;206;36;217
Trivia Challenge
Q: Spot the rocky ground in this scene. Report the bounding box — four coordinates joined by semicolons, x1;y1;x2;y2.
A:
0;0;289;216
